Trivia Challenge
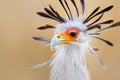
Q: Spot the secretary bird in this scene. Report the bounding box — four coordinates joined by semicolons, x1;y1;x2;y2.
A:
32;0;120;80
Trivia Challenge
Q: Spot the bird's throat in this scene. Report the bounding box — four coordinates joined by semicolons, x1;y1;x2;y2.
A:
50;44;89;80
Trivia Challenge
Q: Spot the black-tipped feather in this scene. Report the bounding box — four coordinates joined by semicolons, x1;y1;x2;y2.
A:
80;0;85;15
59;0;71;19
93;48;99;51
32;36;51;44
37;12;61;22
71;0;79;17
88;20;114;30
87;25;101;30
49;5;56;14
44;8;60;21
93;37;113;46
87;13;104;27
98;20;113;24
49;5;66;22
94;5;113;17
96;22;120;32
37;25;55;30
85;5;113;23
84;7;100;23
64;0;73;19
90;33;101;35
91;20;113;27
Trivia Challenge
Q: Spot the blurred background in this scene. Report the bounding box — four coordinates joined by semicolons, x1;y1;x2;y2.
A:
0;0;120;80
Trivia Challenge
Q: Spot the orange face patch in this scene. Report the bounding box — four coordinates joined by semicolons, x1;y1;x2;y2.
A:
59;27;80;41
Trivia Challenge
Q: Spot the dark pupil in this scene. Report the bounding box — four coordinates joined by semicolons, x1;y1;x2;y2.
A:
70;32;77;37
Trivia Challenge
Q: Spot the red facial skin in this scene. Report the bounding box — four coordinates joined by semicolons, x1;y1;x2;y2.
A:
59;27;80;41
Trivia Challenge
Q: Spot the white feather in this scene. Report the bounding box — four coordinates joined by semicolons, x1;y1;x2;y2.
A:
32;59;51;69
50;21;91;80
50;43;90;80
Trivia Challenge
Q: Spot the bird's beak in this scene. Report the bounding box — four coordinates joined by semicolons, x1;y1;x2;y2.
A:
50;34;76;48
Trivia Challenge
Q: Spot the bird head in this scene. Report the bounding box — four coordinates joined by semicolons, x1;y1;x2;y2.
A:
50;21;89;48
51;27;80;46
34;0;120;50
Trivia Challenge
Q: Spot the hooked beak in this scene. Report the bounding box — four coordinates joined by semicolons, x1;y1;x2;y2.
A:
50;34;76;48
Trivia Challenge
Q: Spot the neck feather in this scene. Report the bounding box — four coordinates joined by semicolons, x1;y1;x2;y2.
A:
50;43;89;80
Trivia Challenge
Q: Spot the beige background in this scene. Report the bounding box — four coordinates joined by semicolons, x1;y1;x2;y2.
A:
0;0;120;80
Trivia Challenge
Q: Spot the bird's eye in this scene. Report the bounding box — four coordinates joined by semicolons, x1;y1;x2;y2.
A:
70;32;77;37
